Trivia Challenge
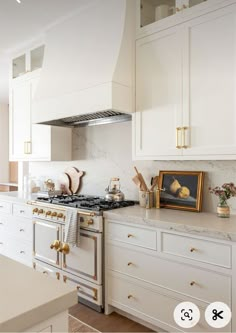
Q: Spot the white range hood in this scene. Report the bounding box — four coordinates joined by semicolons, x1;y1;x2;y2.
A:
32;0;135;127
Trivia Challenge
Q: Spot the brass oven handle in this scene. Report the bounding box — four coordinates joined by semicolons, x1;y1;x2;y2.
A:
50;240;61;250
58;242;70;255
176;127;182;149
78;211;95;217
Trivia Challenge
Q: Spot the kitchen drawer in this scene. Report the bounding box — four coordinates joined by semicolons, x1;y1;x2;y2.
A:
0;238;7;256
108;274;227;332
0;200;12;215
107;245;231;304
0;214;11;233
108;222;157;250
161;232;231;268
62;271;102;307
33;261;61;280
12;203;32;219
10;240;32;266
9;217;33;242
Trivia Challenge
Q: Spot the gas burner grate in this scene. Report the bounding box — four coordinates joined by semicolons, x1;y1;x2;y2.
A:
36;194;137;211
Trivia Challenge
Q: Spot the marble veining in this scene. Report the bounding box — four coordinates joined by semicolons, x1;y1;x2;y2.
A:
29;121;236;214
104;205;236;242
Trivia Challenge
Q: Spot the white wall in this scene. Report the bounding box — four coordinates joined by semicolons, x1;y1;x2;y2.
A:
0;104;9;182
29;121;236;214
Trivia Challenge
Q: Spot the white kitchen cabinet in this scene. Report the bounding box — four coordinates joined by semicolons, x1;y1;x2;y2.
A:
0;200;33;267
134;2;236;160
137;0;232;38
12;44;44;79
182;4;236;157
9;70;72;161
105;219;233;332
134;27;183;158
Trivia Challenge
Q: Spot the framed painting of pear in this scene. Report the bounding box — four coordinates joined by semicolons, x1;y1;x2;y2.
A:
158;171;204;212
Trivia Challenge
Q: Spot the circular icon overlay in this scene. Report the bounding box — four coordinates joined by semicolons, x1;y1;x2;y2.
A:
205;302;231;329
174;302;200;328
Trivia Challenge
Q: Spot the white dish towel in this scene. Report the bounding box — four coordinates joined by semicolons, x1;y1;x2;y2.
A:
64;207;80;247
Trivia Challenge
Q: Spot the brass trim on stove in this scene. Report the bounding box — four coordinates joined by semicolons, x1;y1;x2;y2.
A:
63;233;98;281
33;219;61;267
63;275;98;301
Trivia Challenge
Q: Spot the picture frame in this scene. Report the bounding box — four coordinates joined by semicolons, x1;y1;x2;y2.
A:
158;171;204;212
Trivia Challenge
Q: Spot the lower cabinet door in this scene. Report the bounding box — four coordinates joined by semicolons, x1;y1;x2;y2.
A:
108;273;231;333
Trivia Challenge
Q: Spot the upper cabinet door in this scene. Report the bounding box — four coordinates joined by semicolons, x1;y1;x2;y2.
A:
134;27;183;159
29;75;51;160
137;0;211;36
10;78;31;160
183;4;236;158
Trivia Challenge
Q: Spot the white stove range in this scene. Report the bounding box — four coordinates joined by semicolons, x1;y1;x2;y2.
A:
28;195;136;312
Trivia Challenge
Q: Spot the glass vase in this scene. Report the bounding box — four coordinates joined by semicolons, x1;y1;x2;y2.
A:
217;201;230;218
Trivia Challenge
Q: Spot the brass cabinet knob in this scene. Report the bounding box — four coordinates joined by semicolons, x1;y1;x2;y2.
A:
33;208;38;213
52;212;57;217
87;219;94;225
190;247;197;252
57;213;64;218
63;276;67;283
58;242;70;255
38;209;44;214
46;211;51;216
50;240;60;250
127;295;133;299
176;7;181;12
190;281;196;286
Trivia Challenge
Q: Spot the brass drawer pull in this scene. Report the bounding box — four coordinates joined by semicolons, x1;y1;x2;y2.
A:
127;295;133;299
182;126;189;148
127;262;133;266
176;127;182;149
190;247;197;252
127;234;134;238
190;281;196;286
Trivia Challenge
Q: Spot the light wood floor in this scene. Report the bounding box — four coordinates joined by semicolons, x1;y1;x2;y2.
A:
69;303;156;332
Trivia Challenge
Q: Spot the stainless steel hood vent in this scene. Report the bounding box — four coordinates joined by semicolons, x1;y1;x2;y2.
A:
39;110;132;128
32;0;135;127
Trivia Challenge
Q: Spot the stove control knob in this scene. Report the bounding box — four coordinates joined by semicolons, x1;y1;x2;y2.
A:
87;219;94;225
46;211;52;216
52;212;57;217
38;209;44;215
33;208;38;213
57;213;64;219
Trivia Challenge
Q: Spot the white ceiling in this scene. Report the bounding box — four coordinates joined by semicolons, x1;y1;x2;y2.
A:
0;0;87;103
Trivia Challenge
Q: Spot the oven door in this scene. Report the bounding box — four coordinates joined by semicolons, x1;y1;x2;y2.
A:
33;219;62;268
62;228;102;285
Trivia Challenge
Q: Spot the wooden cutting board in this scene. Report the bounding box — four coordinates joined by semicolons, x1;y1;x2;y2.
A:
64;167;84;194
58;172;72;195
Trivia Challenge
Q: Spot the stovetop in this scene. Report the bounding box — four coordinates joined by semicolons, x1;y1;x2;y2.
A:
36;194;137;212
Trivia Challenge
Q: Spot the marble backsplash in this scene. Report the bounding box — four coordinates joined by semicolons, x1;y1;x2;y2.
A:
29;121;236;214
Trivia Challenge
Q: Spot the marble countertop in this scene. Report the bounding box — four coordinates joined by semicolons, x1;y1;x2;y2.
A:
0;255;77;332
0;191;38;203
104;205;236;242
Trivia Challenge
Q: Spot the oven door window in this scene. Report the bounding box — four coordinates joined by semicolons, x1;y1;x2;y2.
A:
62;229;102;284
33;219;62;267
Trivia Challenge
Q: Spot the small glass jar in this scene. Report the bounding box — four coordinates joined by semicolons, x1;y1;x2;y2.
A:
217;200;230;218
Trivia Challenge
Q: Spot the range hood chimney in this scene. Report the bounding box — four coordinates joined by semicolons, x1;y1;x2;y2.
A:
32;0;135;127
